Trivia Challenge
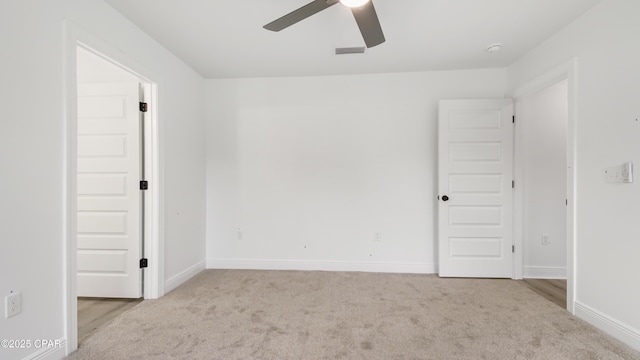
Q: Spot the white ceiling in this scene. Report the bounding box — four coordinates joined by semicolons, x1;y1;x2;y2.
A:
104;0;601;79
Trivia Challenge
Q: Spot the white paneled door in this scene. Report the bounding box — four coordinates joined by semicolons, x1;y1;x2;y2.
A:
77;82;142;298
438;99;514;278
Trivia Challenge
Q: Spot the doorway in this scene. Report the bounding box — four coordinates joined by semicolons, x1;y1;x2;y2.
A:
517;79;568;281
64;22;163;353
512;59;577;313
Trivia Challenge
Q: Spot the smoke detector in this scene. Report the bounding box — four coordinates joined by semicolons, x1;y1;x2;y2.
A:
486;43;503;53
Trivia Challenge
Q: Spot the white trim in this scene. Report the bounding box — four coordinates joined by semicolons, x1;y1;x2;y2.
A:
62;21;79;355
512;59;575;99
141;81;164;299
566;59;578;316
207;259;436;274
164;261;206;294
513;101;524;280
63;20;165;356
523;266;567;279
22;338;66;360
510;58;577;314
575;302;640;352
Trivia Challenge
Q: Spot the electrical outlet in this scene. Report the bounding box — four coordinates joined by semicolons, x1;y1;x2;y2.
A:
541;234;551;246
374;232;382;242
237;227;243;240
5;291;21;318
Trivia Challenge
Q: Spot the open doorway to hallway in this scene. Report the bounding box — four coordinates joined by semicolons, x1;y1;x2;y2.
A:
516;79;569;308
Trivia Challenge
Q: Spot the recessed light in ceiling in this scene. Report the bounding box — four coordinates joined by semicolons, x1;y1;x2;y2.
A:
486;43;503;53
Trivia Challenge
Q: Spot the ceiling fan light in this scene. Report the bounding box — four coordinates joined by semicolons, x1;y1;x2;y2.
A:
340;0;370;8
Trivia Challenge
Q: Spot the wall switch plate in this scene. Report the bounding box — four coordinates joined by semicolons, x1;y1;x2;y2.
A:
5;291;21;318
605;162;634;183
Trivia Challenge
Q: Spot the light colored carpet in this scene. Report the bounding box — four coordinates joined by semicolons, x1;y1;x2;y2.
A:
67;270;640;360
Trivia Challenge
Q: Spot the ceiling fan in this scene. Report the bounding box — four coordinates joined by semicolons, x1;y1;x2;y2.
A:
263;0;385;48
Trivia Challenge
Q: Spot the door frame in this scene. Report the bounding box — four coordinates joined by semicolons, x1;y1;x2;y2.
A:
63;21;165;353
511;58;577;314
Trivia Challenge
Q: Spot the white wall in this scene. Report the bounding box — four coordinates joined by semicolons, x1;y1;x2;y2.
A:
508;0;640;350
206;69;507;272
518;80;568;278
0;1;206;359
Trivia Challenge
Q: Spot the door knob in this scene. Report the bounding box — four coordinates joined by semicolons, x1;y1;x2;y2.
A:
441;195;449;201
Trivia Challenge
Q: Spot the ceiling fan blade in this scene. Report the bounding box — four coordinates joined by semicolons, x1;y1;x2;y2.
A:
351;1;385;48
264;0;339;32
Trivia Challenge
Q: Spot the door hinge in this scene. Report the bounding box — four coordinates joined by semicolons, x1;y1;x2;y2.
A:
566;199;568;206
139;102;148;112
139;258;148;268
512;245;515;253
140;180;148;190
512;115;515;124
512;180;515;188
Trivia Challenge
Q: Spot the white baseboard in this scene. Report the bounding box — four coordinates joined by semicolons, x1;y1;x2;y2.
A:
207;258;436;274
575;301;640;352
523;266;566;279
164;260;206;294
22;338;66;360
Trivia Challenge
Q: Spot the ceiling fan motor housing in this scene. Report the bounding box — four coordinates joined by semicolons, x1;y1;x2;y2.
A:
264;0;385;48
